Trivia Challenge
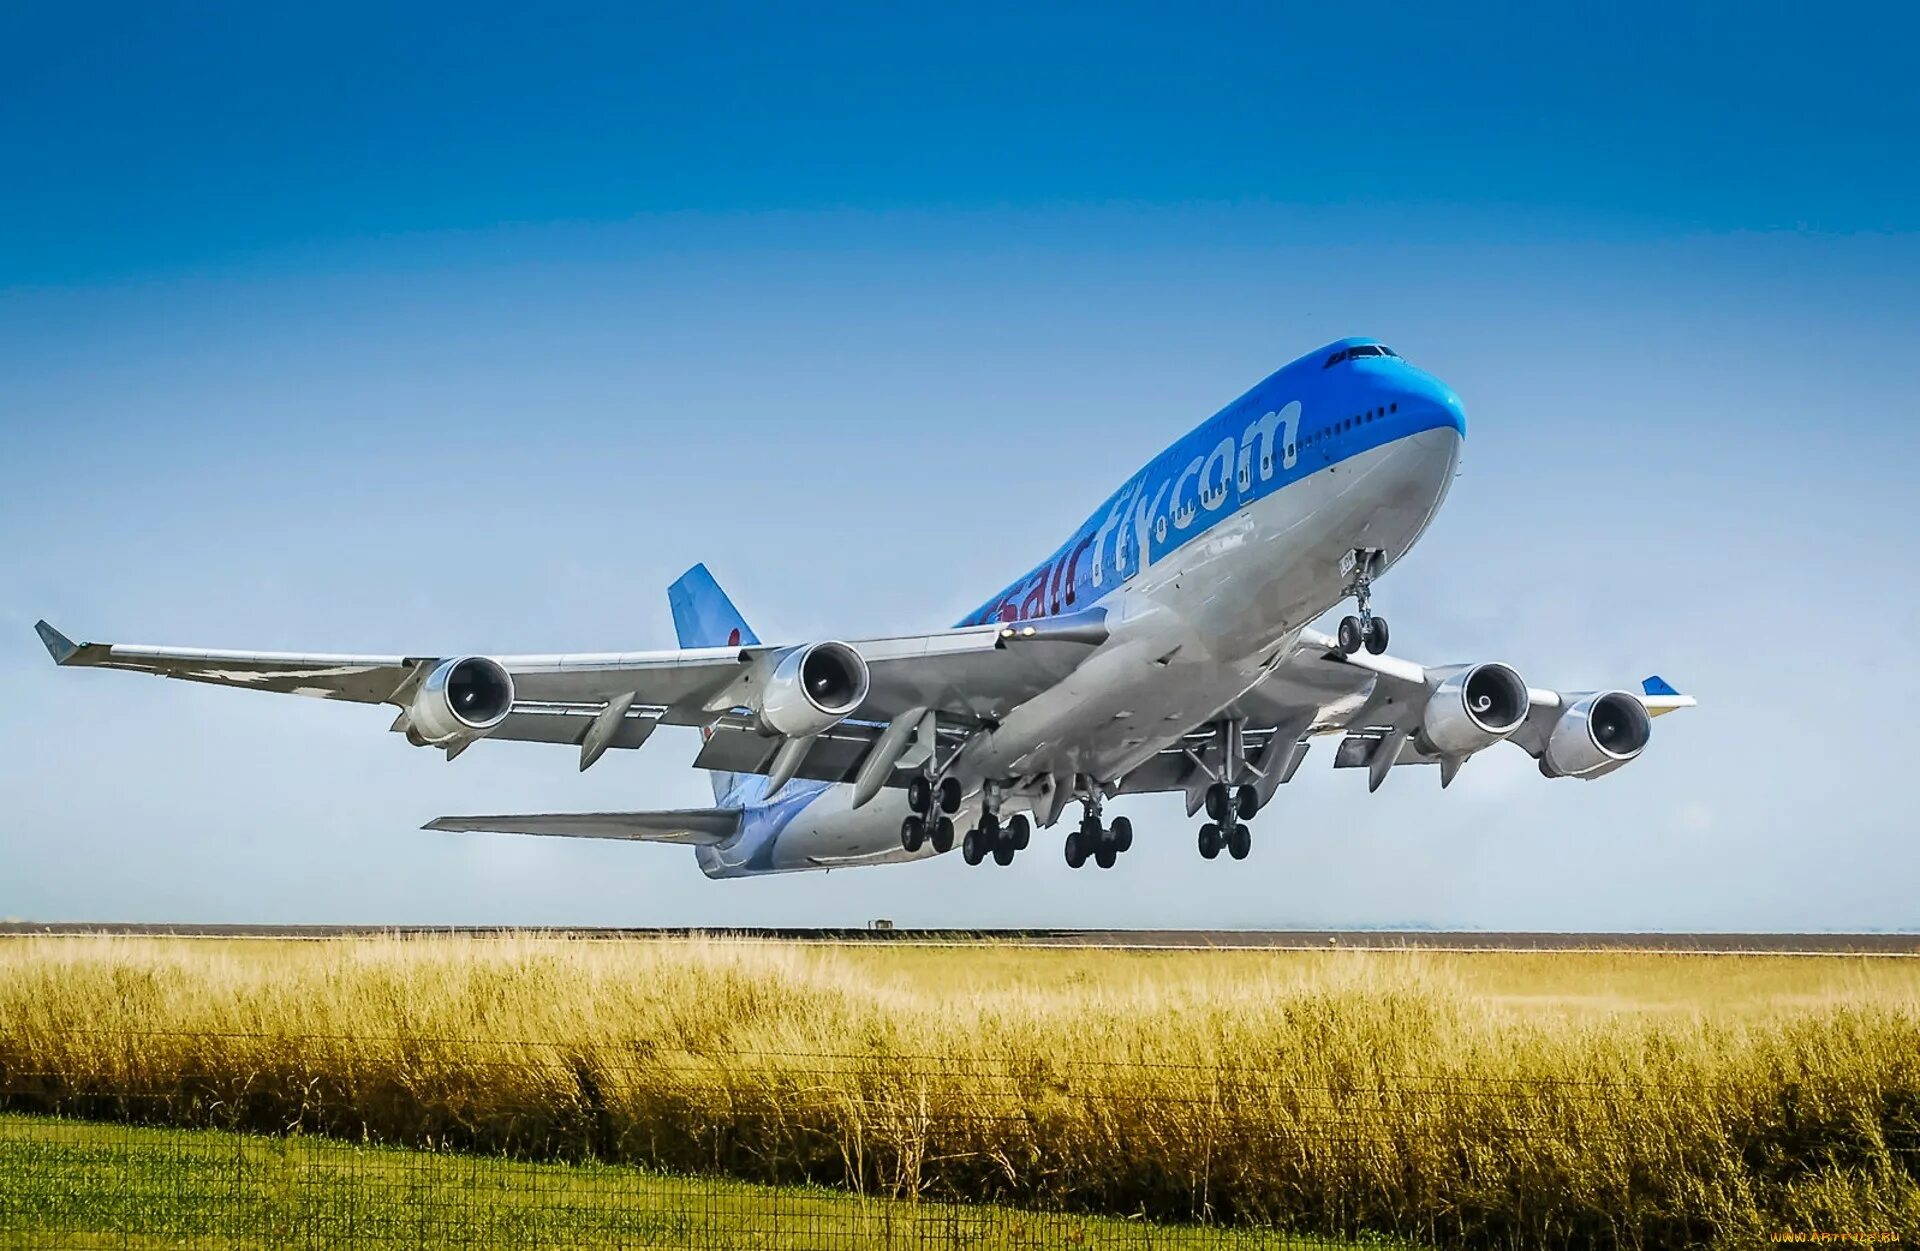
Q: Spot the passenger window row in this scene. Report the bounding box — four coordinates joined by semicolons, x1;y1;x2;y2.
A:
1285;402;1399;460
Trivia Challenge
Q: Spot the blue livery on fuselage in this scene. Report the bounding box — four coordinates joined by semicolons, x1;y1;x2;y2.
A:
961;339;1464;628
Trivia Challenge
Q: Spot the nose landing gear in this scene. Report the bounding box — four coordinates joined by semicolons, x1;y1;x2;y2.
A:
1337;548;1390;656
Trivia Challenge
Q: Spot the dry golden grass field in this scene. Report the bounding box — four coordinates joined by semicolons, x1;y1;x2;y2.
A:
1;934;1916;1247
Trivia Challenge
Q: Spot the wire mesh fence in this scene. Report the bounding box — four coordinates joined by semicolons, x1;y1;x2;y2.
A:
1;1031;1916;1249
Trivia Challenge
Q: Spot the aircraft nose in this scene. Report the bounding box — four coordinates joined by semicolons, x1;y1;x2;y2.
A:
1392;368;1467;438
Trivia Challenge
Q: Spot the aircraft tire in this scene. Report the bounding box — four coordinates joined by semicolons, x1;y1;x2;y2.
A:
992;839;1016;866
1110;816;1133;853
907;776;932;814
1095;843;1117;869
1228;824;1252;860
938;776;963;814
962;828;985;866
1008;813;1032;851
931;817;955;854
900;816;925;853
1199;823;1221;859
1064;830;1087;869
1365;616;1390;654
1205;783;1229;821
1338;615;1364;655
1235;786;1259;821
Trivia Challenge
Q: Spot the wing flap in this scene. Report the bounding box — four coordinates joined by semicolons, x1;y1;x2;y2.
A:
480;703;662;750
424;808;741;845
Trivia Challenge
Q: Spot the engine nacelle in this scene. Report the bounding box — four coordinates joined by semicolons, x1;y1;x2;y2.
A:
1542;691;1651;778
756;641;870;738
1417;662;1530;757
407;656;515;746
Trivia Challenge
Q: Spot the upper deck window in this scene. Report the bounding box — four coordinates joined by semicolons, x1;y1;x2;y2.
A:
1322;344;1400;368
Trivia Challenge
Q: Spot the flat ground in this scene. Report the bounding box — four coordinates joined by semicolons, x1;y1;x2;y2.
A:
0;1113;1372;1250
6;923;1917;955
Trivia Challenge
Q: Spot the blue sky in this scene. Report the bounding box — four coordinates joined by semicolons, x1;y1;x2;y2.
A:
3;3;1917;928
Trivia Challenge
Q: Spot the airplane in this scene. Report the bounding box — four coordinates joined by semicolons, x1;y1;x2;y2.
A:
35;337;1694;877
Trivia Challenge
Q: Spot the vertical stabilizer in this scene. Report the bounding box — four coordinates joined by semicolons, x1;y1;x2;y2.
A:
668;564;760;801
668;563;760;650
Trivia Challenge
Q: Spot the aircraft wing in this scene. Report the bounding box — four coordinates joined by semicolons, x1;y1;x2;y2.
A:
32;613;1105;773
424;808;741;844
1116;626;1694;809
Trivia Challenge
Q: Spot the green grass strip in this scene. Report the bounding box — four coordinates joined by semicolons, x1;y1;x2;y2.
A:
0;1114;1389;1250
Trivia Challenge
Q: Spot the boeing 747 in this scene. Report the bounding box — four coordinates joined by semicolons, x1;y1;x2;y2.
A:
38;338;1693;875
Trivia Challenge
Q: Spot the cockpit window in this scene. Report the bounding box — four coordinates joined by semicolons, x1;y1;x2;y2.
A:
1322;344;1399;368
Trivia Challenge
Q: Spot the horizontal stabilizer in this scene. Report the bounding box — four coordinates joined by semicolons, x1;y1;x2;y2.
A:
1638;674;1696;717
424;808;741;845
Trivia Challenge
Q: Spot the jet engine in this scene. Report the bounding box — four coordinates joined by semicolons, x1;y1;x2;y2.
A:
756;641;870;738
407;656;515;746
1417;662;1530;757
1541;691;1652;778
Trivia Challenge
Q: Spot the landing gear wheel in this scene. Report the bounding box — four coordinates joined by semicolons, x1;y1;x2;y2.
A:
1008;814;1032;851
1363;615;1389;655
900;815;925;853
1235;786;1259;822
1095;843;1117;869
937;776;963;814
962;827;985;866
1199;823;1221;860
1338;615;1365;655
1204;783;1231;821
1109;816;1133;854
931;817;955;854
1064;829;1087;869
1228;824;1252;860
907;775;932;814
992;837;1016;866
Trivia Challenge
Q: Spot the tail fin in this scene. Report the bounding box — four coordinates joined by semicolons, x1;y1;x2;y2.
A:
668;564;759;801
668;563;760;649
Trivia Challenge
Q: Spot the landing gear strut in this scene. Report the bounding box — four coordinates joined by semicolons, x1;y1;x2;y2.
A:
1337;547;1390;656
1062;780;1132;871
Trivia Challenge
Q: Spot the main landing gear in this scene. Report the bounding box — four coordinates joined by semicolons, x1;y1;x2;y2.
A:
909;776;1033;867
900;773;962;855
1063;784;1132;871
1194;721;1260;861
944;780;1031;867
1197;781;1256;861
962;811;1031;867
1336;547;1390;656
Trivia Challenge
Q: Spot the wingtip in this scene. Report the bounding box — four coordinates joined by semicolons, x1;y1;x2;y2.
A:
34;620;79;665
1641;674;1681;697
